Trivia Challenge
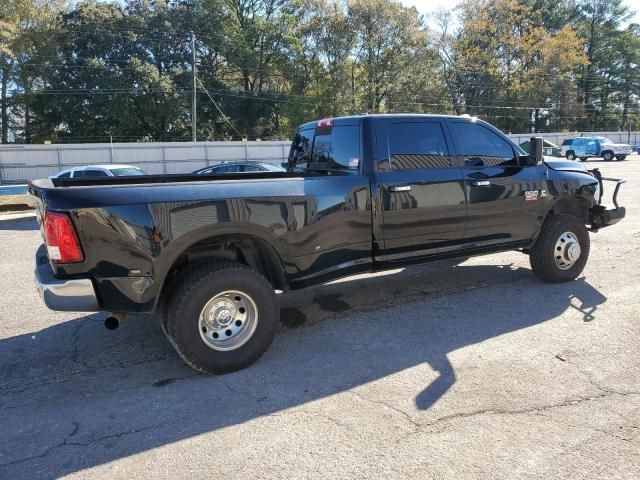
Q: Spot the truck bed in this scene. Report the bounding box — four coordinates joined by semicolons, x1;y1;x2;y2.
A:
43;171;301;188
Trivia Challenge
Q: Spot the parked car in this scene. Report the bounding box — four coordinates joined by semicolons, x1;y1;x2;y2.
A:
51;165;146;178
560;136;631;161
193;162;285;174
29;114;626;374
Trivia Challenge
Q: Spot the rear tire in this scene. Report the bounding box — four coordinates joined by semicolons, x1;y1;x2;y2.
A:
603;151;614;161
165;261;279;374
530;214;590;283
566;151;576;161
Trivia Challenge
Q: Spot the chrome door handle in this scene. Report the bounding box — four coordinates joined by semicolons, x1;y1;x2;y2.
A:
388;185;412;192
471;180;491;187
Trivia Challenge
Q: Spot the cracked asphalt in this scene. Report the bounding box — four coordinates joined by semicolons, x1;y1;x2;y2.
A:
1;159;639;479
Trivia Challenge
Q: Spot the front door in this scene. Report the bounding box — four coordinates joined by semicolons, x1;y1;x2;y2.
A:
376;118;467;260
447;119;545;245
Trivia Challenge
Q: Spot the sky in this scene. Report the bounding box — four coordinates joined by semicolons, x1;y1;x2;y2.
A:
400;0;640;26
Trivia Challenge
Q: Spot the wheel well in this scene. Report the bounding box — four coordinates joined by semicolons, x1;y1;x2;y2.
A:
163;234;287;294
547;197;590;223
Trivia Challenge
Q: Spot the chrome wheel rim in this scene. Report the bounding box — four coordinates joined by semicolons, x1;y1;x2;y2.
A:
554;231;581;270
198;290;258;351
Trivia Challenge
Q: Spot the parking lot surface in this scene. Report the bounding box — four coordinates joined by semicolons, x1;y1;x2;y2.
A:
1;160;639;479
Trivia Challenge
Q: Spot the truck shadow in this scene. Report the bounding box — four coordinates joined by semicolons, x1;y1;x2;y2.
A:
0;262;606;478
0;213;38;231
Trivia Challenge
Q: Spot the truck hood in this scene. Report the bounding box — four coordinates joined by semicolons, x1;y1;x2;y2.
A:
543;158;589;173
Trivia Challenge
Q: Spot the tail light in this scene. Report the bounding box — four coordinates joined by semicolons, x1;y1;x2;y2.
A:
44;211;84;263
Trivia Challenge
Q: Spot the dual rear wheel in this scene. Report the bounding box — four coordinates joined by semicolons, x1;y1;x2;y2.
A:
163;261;278;375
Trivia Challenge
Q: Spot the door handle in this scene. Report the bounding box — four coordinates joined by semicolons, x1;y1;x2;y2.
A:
388;185;411;192
471;180;491;187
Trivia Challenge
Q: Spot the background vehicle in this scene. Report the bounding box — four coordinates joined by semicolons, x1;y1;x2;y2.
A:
561;136;631;161
193;162;285;174
29;114;625;375
51;164;146;178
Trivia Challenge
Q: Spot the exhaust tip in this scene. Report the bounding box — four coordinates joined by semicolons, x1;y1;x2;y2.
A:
104;316;120;330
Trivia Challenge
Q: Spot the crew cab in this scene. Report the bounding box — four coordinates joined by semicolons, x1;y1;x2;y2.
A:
29;114;626;374
561;136;631;162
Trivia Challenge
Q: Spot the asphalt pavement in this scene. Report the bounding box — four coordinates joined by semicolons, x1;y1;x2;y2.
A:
0;159;638;479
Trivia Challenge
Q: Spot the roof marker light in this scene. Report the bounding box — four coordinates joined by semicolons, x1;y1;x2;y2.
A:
317;118;334;127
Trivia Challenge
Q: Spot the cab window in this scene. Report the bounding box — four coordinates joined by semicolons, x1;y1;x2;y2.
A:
388;122;450;169
310;125;360;173
449;121;516;167
288;128;314;171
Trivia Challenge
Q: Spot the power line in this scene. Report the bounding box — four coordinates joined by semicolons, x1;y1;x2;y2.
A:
197;77;244;138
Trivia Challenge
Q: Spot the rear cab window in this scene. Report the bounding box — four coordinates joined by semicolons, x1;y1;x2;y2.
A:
289;120;361;174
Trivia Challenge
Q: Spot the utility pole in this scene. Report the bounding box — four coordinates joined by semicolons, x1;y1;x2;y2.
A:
191;31;197;142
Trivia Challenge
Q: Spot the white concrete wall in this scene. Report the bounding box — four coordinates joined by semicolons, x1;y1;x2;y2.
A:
2;131;639;184
0;141;291;183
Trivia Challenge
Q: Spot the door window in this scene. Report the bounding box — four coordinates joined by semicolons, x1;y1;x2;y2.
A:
449;122;516;167
82;170;109;177
388;122;450;169
310;125;360;173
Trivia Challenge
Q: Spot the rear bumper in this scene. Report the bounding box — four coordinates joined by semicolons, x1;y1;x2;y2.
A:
34;250;100;312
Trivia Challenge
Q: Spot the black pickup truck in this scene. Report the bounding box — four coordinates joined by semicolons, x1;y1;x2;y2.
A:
29;114;626;374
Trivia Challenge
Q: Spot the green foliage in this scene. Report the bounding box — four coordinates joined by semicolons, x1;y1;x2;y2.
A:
1;0;639;143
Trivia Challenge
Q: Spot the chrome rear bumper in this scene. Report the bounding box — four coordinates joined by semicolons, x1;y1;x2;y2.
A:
35;249;100;312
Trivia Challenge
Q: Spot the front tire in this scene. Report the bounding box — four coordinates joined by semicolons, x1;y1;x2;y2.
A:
529;214;590;283
166;261;279;374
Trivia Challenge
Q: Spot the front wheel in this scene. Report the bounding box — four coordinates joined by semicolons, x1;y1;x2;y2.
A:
165;261;279;374
566;151;576;161
529;214;590;283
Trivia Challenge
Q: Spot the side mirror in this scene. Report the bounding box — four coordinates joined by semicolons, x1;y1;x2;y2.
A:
529;136;544;165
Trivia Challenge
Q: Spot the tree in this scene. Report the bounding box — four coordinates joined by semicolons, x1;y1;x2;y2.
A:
0;0;65;143
574;0;631;129
450;0;586;132
348;0;430;113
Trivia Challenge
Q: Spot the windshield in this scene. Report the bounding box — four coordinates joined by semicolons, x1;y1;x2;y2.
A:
111;167;146;176
597;137;614;145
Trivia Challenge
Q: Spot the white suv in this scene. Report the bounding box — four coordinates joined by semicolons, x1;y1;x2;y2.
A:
51;165;146;178
560;136;631;162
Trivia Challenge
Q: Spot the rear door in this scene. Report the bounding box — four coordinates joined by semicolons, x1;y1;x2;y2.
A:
376;118;467;260
284;120;373;286
585;138;599;156
447;119;545;244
